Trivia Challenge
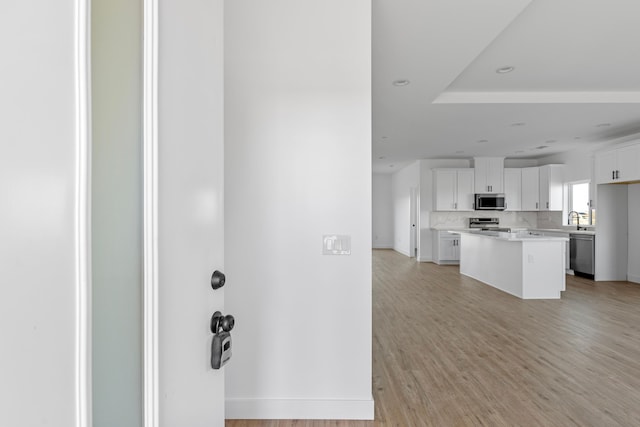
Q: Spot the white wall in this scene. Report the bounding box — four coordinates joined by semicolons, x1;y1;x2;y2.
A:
91;1;142;425
628;184;640;283
0;2;78;425
392;162;420;256
595;184;629;281
373;174;394;248
224;0;373;420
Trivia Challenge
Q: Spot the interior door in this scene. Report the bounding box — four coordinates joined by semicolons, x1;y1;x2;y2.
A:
410;187;417;257
148;0;226;425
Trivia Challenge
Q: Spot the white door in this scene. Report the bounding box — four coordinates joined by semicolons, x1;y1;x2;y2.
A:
410;187;418;257
146;0;226;425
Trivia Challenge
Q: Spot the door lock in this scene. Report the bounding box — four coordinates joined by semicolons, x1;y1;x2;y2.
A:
211;270;226;290
210;311;235;369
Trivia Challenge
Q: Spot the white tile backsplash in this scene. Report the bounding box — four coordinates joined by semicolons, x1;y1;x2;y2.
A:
430;211;538;229
537;211;563;229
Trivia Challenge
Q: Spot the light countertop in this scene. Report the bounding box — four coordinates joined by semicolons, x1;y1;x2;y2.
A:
450;230;570;242
431;226;595;236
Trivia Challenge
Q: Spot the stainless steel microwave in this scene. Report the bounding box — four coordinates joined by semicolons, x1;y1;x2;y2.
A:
474;193;506;210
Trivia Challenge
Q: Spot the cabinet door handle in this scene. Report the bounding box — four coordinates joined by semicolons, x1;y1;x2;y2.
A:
616;170;620;180
454;202;457;209
546;202;549;209
612;170;615;180
536;202;538;209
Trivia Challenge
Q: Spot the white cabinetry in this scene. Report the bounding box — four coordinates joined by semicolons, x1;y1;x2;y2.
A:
434;231;461;265
595;143;640;184
539;165;564;211
521;167;540;211
520;165;564;211
474;157;504;193
503;168;522;211
433;169;474;211
538;230;570;276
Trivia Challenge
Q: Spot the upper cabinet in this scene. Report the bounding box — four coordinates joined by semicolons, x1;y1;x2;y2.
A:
433;169;475;211
539;165;564;211
521;167;540;211
595;143;640;184
503;168;522;211
474;157;504;193
520;165;564;211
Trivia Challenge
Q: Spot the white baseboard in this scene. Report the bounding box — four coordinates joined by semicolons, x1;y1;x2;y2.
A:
226;398;375;420
394;248;411;257
372;244;393;249
628;274;640;284
418;256;433;263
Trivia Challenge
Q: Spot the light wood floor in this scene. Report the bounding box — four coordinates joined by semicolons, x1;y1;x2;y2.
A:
227;249;640;426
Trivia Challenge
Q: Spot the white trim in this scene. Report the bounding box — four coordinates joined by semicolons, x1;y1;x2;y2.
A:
393;248;412;257
143;0;160;426
372;244;394;249
225;398;375;420
74;0;92;426
433;91;640;104
628;274;640;285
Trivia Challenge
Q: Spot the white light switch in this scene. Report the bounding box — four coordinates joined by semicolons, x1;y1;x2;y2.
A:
323;235;351;255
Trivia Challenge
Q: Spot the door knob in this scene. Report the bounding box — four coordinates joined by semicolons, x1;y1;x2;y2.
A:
211;311;234;369
211;270;226;290
210;311;235;334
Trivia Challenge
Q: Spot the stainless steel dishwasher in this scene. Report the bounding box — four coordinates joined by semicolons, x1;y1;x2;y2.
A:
570;233;595;279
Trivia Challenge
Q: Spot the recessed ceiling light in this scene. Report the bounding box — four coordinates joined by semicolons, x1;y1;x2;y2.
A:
574;136;582;139
496;66;515;74
596;123;611;127
477;139;488;143
511;122;526;127
546;139;557;143
389;164;395;168
392;79;410;86
378;156;386;159
535;145;549;150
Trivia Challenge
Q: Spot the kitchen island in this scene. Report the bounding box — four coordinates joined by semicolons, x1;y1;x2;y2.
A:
454;231;568;299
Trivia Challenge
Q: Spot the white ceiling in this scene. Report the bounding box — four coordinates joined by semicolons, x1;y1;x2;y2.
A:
372;0;640;173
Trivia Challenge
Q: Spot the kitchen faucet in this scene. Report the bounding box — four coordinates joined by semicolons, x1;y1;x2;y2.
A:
568;211;581;229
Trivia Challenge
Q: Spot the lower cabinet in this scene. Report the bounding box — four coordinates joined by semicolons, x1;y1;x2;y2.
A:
434;231;460;265
537;230;570;272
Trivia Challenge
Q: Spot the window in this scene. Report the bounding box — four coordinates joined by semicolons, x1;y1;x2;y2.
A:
567;181;593;225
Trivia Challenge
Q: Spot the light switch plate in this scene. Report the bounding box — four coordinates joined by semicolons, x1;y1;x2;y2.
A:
323;235;351;255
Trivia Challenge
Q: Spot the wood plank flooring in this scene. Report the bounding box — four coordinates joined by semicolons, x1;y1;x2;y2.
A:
227;249;640;426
